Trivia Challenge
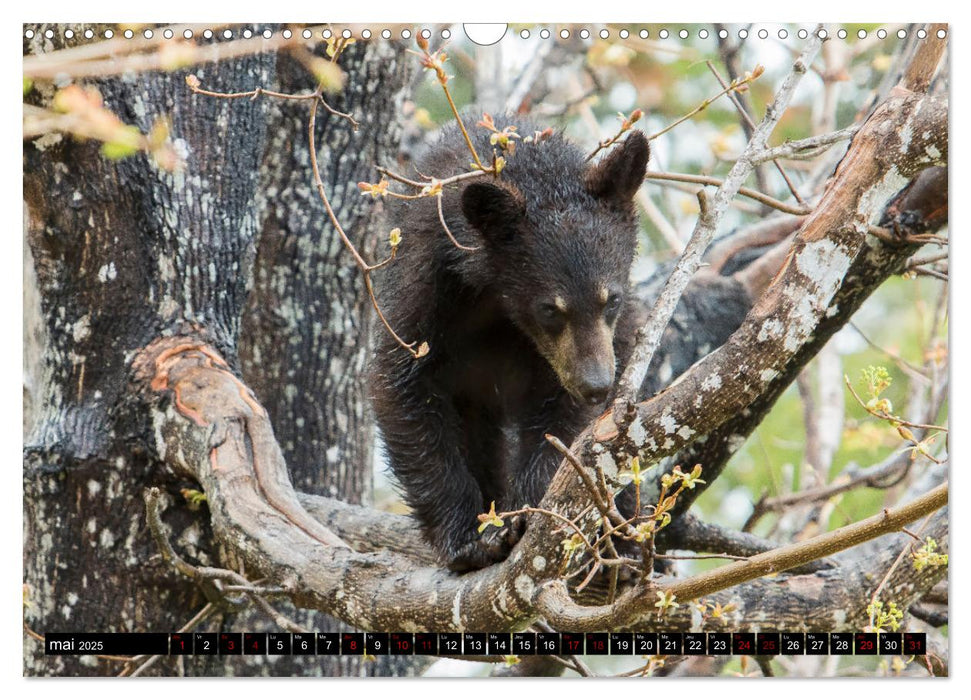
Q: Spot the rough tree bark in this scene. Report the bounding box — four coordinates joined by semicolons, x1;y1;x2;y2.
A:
23;25;948;677
122;32;947;639
23;26;421;676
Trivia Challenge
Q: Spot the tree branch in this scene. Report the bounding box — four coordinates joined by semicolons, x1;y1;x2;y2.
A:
130;31;948;638
613;33;822;407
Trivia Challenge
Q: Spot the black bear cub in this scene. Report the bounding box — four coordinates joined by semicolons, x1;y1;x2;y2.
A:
371;117;649;571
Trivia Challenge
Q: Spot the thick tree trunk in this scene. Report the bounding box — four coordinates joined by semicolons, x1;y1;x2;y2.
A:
23;26;419;676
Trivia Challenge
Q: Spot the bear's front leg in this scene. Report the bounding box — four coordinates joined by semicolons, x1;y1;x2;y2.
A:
507;398;594;529
375;380;508;572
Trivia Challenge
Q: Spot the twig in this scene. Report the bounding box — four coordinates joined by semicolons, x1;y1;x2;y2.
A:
307;93;425;358
867;224;948;247
437;193;479;251
844;376;947;433
644;172;812;215
667;483;947;603
413;37;489;172
906;252;949;268
222;584;288;595
704;60;804;205
118;603;220;677
375;165;489;190
188;74;424;358
748;449;940;518
545;434;614;524
565;654;597;678
647;64;764;143
143;488;308;635
910;267;948;282
655;552;750;562
750;125;860;164
493;505;601;563
849;322;929;380
867;514;934;629
570;81;683;251
613;26;822;411
188;84;319;102
23;24;310;80
586;109;643;161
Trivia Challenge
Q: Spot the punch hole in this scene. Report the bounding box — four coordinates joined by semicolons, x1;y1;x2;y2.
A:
857;29;867;39
283;29;292;39
401;29;412;39
738;29;748;39
24;28;34;39
303;29;312;39
600;29;609;39
658;29;668;39
163;29;173;39
837;29;847;39
464;24;507;46
144;29;153;39
779;29;788;39
758;29;768;39
441;29;451;39
718;29;728;39
679;29;688;39
203;29;213;39
362;29;372;39
798;29;808;39
897;29;907;39
937;29;947;39
242;29;252;39
323;29;333;39
619;29;629;39
699;29;709;39
105;29;114;39
917;29;927;39
223;29;233;39
65;29;75;39
45;28;54;39
579;29;590;39
381;29;391;39
420;29;431;40
817;29;828;39
342;29;352;39
84;29;94;39
539;28;550;39
124;29;133;39
263;29;272;39
639;29;648;39
877;29;887;39
560;29;570;39
520;29;530;39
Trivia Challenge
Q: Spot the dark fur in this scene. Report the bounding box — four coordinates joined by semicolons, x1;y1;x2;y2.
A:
370;117;650;571
634;270;753;398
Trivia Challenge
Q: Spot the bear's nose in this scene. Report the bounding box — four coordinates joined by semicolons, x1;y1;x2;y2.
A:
577;368;612;405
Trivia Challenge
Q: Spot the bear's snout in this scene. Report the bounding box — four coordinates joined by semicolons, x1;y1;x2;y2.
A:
576;364;613;405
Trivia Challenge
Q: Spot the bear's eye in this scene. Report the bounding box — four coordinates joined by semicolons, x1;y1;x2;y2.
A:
537;303;566;331
604;293;622;319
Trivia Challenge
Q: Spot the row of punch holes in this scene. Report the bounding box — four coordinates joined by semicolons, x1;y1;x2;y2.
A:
25;26;948;43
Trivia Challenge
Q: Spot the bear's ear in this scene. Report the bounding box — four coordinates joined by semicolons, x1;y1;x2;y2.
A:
584;130;650;203
461;181;526;245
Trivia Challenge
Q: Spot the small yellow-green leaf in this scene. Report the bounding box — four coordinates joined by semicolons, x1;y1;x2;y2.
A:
310;59;346;94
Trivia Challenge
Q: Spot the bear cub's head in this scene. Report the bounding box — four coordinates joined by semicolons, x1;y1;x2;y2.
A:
461;130;650;405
